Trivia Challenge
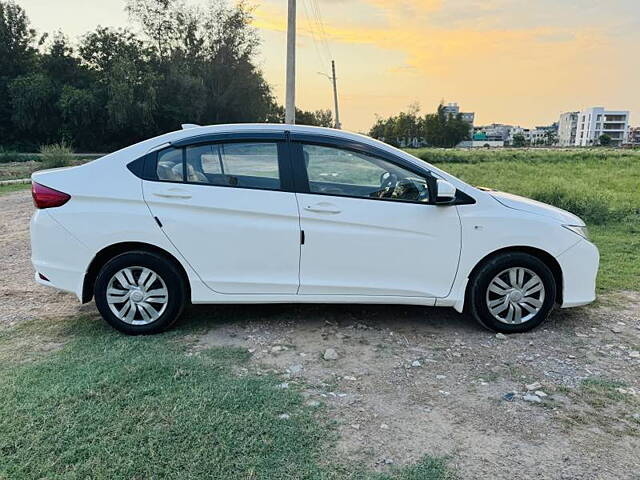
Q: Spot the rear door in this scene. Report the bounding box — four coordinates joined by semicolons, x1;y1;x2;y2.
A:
142;135;301;295
292;138;462;298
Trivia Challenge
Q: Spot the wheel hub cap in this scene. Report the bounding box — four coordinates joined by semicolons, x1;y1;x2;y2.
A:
485;267;545;325
106;266;169;325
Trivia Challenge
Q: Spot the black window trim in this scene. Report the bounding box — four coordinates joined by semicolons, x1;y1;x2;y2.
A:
290;135;439;206
135;134;295;193
289;133;474;206
126;130;474;205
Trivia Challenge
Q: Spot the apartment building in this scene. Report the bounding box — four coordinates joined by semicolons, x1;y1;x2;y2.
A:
627;127;640;146
559;107;629;146
558;112;579;146
443;103;475;127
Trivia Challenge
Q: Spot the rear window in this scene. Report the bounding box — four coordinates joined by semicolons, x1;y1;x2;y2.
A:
185;142;280;190
156;148;183;181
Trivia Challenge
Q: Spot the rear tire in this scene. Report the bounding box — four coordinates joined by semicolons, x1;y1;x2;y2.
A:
468;252;556;333
94;251;186;335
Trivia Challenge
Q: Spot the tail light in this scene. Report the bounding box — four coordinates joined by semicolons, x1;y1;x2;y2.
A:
32;182;71;209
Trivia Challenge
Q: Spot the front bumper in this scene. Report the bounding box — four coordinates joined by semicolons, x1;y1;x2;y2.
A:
556;239;599;308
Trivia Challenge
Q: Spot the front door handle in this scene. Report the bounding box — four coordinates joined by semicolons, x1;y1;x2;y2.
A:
304;203;341;214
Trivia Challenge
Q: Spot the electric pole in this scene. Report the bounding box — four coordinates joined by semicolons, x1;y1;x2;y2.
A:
331;60;341;129
285;0;296;124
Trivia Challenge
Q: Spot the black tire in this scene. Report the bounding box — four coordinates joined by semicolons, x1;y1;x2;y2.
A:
94;251;186;335
468;252;556;334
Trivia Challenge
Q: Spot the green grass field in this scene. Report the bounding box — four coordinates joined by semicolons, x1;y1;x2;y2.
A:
0;317;453;480
407;148;640;292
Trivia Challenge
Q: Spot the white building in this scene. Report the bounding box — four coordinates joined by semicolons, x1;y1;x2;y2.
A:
558;112;579;146
443;103;475;127
564;107;630;147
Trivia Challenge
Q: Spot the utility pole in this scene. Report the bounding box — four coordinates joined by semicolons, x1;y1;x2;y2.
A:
285;0;296;124
331;60;341;129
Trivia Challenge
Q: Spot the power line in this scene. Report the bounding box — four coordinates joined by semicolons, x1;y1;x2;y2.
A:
302;0;329;74
308;0;332;65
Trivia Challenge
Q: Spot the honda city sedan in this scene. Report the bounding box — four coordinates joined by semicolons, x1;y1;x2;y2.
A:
30;124;599;334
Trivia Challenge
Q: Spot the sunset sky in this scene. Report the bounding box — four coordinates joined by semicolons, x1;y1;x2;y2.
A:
16;0;640;132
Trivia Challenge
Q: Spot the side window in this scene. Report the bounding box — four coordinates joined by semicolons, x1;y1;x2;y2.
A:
156;148;184;182
302;144;431;203
185;142;281;190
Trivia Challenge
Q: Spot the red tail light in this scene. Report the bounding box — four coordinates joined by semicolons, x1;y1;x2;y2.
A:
32;182;71;209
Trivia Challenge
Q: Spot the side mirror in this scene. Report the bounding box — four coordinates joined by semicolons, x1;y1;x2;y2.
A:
435;179;457;205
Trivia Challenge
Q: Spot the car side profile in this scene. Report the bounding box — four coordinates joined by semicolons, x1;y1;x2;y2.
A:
30;124;599;334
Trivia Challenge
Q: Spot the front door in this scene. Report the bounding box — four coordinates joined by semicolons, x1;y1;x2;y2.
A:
143;140;301;295
295;142;461;298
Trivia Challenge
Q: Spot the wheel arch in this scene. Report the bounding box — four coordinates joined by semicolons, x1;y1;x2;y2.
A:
463;246;563;310
82;242;191;303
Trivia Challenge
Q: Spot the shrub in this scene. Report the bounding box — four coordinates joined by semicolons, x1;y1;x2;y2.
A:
40;142;74;169
530;185;614;225
0;149;37;163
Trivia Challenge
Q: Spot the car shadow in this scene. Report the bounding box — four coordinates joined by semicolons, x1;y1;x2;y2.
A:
182;302;484;334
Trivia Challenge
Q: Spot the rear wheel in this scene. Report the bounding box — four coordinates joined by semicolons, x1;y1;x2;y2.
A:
94;251;186;335
469;252;556;333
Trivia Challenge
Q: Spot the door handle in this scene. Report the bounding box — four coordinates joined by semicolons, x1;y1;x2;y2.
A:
152;190;192;199
304;203;341;214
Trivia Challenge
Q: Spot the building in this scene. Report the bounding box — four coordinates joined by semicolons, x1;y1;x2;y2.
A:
473;123;512;142
442;103;475;127
627;127;640;146
558;112;579;146
560;107;630;147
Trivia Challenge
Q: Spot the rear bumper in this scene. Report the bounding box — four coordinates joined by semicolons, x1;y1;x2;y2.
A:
30;210;91;301
557;239;599;308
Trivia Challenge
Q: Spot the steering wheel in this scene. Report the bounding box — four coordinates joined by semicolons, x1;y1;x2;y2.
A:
378;171;398;198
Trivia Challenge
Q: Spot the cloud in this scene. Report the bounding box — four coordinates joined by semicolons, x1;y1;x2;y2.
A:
253;0;639;129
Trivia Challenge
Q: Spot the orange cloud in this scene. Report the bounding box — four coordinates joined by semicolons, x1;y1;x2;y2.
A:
253;0;638;130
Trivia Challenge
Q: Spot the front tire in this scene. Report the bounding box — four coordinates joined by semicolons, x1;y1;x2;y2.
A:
94;251;186;335
469;252;556;333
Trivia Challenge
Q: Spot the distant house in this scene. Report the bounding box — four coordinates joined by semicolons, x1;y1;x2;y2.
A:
457;133;504;148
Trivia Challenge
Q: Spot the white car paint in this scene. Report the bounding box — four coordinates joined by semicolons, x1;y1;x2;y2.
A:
30;124;599;315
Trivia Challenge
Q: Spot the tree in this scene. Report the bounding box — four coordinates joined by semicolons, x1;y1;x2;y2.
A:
512;134;526;148
423;103;470;148
295;109;334;127
599;134;612;146
0;1;38;144
544;130;557;146
0;0;325;151
8;73;59;144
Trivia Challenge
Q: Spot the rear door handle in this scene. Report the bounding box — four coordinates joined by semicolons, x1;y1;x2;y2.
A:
152;189;192;199
304;203;341;214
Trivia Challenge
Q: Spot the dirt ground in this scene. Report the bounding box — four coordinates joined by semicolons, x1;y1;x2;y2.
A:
2;190;639;479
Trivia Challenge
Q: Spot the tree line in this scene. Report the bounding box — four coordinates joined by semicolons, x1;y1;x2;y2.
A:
0;0;333;152
369;103;471;148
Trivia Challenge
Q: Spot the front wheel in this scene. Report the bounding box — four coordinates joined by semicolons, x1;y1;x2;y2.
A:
469;252;556;333
94;251;186;335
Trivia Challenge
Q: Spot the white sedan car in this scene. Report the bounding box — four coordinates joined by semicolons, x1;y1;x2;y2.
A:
30;124;599;335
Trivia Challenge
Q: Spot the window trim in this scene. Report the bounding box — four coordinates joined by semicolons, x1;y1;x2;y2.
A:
139;137;295;193
291;138;439;205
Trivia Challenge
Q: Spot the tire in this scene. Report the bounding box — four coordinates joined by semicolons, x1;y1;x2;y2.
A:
94;251;186;335
468;252;556;334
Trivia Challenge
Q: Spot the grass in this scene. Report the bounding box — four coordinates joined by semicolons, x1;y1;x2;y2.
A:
0;182;31;195
0;153;102;181
40;142;74;169
405;148;640;292
579;378;629;408
0;150;38;163
0;316;454;479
